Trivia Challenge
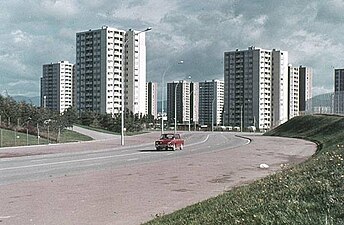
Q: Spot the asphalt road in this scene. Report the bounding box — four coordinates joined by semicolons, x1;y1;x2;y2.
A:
0;132;247;185
0;131;316;225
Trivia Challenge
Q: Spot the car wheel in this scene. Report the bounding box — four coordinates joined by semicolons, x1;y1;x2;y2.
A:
179;144;183;150
156;147;160;151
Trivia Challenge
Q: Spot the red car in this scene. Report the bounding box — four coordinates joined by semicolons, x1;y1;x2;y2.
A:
155;133;184;151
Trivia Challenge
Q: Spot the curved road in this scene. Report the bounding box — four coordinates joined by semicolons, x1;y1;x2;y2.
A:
0;132;316;225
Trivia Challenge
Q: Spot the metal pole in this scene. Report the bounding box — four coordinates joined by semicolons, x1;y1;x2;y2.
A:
121;27;151;146
161;74;165;134
0;115;2;147
174;82;180;134
222;111;225;126
188;118;191;132
212;98;215;132
37;123;40;145
47;125;50;144
188;90;192;132
240;105;243;132
188;76;192;132
161;60;183;134
121;37;128;146
58;127;61;143
26;128;28;146
14;128;16;146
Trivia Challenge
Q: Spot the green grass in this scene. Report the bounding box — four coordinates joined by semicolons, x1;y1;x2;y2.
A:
59;129;93;142
0;128;92;148
0;128;49;147
144;115;344;225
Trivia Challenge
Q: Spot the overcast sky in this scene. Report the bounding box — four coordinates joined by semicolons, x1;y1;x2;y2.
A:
0;0;343;97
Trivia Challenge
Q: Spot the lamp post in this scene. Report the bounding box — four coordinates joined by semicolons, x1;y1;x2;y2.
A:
222;110;226;126
188;75;192;132
161;60;184;134
121;27;151;146
188;88;196;132
44;119;51;144
240;105;243;132
174;82;180;133
0;115;2;147
211;97;216;132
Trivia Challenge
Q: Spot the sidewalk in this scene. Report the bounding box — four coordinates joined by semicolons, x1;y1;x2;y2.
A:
72;125;119;140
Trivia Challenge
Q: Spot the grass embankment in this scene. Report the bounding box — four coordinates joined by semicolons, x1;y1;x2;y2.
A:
144;115;344;225
0;128;92;148
76;124;148;136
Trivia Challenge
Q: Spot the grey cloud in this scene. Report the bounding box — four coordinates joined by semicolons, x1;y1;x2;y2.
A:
316;0;344;24
0;0;342;97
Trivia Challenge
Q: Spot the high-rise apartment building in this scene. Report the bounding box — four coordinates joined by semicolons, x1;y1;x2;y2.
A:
75;26;147;116
199;80;224;128
223;46;289;131
334;69;344;114
166;80;199;127
288;65;299;119
41;61;74;113
146;82;158;119
272;50;289;126
299;66;313;114
125;30;147;115
190;82;199;127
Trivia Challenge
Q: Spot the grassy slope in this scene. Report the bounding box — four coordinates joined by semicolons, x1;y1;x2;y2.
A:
76;124;147;136
59;129;93;142
0;128;92;147
144;115;344;225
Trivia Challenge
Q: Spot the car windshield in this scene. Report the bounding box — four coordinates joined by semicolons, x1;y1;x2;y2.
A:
160;134;174;139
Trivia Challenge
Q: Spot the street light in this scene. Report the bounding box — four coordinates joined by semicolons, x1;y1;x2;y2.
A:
240;105;243;132
188;75;192;132
161;60;183;134
121;27;152;146
212;97;216;132
174;82;180;133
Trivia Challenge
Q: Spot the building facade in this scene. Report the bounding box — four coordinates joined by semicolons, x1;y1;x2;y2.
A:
299;66;313;114
288;65;299;119
75;26;147;116
125;29;147;115
198;80;224;128
223;46;289;131
166;80;199;128
190;82;199;127
146;82;158;119
288;65;300;119
272;50;289;126
334;69;344;114
41;61;74;113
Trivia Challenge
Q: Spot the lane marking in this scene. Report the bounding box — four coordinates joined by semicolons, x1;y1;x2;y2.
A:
186;134;209;147
0;216;12;219
127;158;139;161
0;158;14;162
0;152;149;172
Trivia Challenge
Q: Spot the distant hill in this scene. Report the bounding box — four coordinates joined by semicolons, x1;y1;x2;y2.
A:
12;95;40;106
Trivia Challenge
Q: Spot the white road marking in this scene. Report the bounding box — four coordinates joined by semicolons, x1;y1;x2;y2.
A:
127;158;139;161
0;152;149;172
186;134;209;147
0;158;14;162
0;216;12;219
